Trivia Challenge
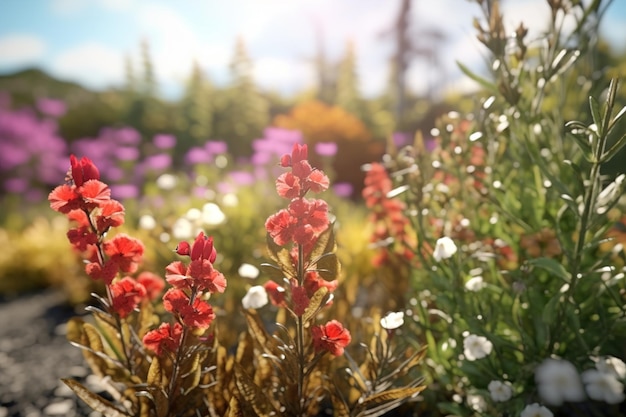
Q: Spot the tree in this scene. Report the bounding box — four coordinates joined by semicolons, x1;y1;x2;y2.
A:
176;60;214;154
214;36;269;158
335;40;367;123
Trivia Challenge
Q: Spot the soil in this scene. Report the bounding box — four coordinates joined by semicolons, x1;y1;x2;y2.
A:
0;289;102;417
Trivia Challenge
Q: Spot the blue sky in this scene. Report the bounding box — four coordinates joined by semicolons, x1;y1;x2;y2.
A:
0;0;624;99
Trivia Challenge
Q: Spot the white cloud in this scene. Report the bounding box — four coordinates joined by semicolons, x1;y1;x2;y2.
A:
0;34;46;67
50;42;124;89
98;0;132;11
136;4;230;87
51;0;85;15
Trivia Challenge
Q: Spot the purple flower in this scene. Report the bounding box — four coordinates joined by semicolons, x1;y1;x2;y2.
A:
315;141;338;157
37;98;66;118
144;154;172;171
333;182;353;198
110;184;139;200
116;147;140;161
205;141;228;155
251;151;271;166
115;127;142;145
229;170;256;186
185;147;212;165
153;134;176;149
392;132;412;148
4;178;28;193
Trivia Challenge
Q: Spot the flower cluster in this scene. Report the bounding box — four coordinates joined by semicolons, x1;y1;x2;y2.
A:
259;143;350;356
362;162;414;266
49;155;159;319
143;231;227;355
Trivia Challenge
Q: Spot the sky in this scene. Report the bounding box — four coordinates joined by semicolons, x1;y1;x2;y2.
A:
0;0;624;100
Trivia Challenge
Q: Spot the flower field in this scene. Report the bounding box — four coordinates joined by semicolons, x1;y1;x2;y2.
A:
1;1;626;416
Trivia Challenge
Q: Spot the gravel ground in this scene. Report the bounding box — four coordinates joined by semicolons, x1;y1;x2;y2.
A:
0;289;102;417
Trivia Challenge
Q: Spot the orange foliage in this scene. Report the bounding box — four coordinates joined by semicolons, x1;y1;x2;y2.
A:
273;100;372;144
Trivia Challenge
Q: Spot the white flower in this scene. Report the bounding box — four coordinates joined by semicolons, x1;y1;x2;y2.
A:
596;356;626;379
242;286;268;309
466;394;487;412
202;202;226;225
581;368;625;404
463;334;493;361
520;403;553;417
138;214;156;230
238;263;260;279
488;380;513;402
172;218;193;239
156;173;177;190
433;237;457;261
465;276;487;291
380;311;405;330
222;193;239;207
535;358;585;406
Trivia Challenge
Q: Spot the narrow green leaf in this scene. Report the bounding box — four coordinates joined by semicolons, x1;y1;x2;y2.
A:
527;257;570;282
541;294;562;326
456;61;497;92
302;286;329;324
589;96;602;132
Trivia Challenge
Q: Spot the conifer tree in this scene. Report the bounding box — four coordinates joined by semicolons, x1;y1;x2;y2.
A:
176;60;214;154
213;36;269;158
334;40;367;122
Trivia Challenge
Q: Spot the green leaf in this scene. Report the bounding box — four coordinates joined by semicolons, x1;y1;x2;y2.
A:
316;252;341;281
62;379;131;417
541;294;562;326
589;95;602;132
456;61;497;92
527;257;570;282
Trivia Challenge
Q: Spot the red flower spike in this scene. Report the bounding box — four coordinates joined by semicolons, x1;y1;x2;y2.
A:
276;172;301;199
143;322;183;356
67;226;98;252
304;271;338;298
291;143;308;165
311;320;351;356
85;260;118;285
70;154;100;187
162;289;215;330
188;259;227;294
163;288;189;314
292;285;310;316
110;276;147;318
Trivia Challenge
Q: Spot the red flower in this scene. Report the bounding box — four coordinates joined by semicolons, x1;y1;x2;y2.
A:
311;320;351;356
280;143;308;168
67;226;98;252
265;198;329;246
189;231;217;262
165;261;191;289
264;280;286;307
103;234;144;274
292;284;310;316
143;322;183;356
137;272;165;301
163;289;215;330
304;271;338;298
188;259;227;294
49;184;81;213
95;199;125;232
276;172;301;199
70;154;100;187
110;277;147;318
77;180;111;208
85;261;118;284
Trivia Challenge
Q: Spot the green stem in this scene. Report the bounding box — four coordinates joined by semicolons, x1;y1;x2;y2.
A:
296;243;306;415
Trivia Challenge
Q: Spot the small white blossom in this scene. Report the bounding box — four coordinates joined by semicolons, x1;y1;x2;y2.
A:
535;358;585;406
138;214;156;230
596;356;626;379
433;237;457;261
465;276;487;292
222;193;239;207
238;263;260;279
172;218;193;239
463;334;493;361
520;403;553;417
581;368;625;404
466;394;487;412
488;380;513;402
202;202;226;225
156;173;177;190
380;311;405;330
242;286;268;309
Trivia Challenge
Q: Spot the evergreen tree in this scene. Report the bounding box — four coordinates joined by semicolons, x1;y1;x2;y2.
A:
176;60;214;154
214;36;269;158
335;40;371;130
